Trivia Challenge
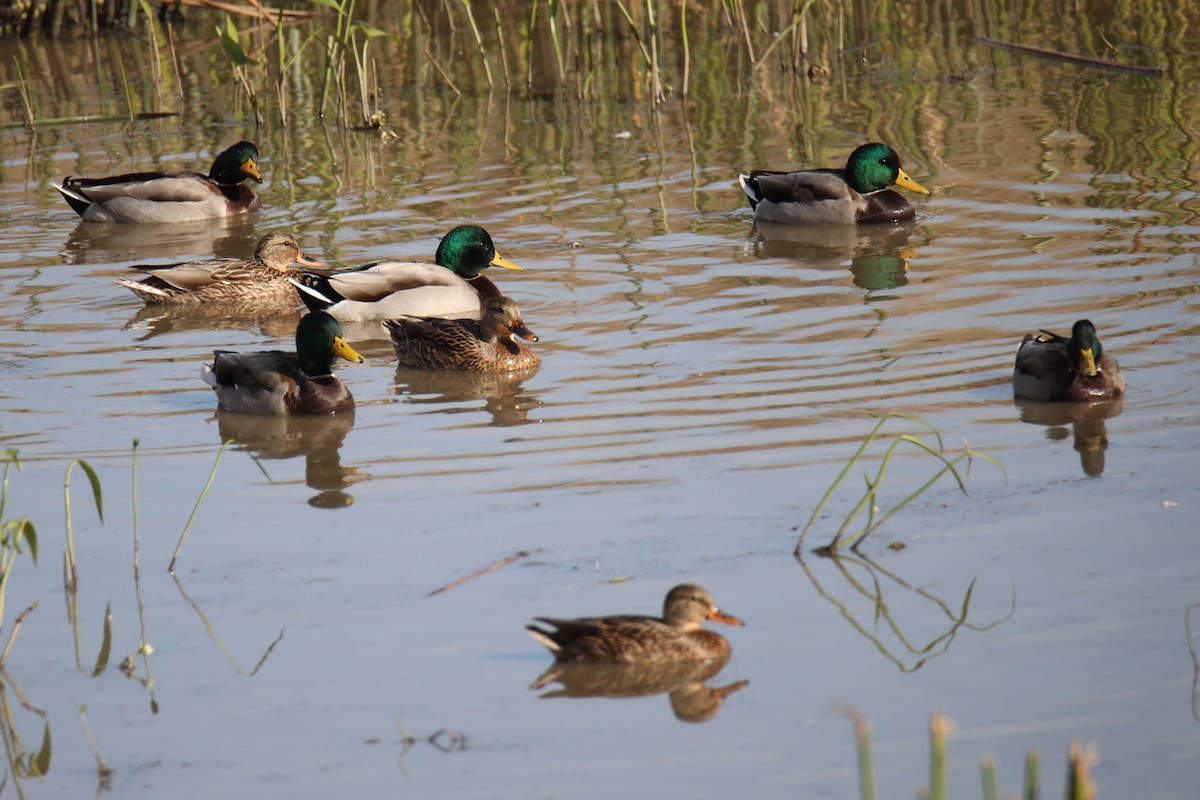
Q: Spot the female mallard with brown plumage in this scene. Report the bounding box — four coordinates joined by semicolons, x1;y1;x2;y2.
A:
383;296;540;372
54;141;263;223
527;584;744;664
1013;319;1125;402
202;311;364;415
739;142;930;225
116;232;321;307
290;225;524;321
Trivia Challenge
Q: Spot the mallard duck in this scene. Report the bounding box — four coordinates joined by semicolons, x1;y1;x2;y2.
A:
115;232;321;307
526;584;744;664
739;142;930;225
54;141;263;223
1013;319;1125;402
383;296;540;372
201;311;364;415
289;224;523;321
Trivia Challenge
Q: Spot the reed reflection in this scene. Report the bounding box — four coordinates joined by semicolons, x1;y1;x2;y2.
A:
392;367;541;427
530;656;747;723
214;409;363;508
1013;397;1124;477
796;551;1014;672
749;221;918;291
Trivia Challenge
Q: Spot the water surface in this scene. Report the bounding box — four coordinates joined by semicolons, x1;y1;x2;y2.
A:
0;3;1198;797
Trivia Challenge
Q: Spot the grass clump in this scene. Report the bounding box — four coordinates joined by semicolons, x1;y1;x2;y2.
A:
797;413;1004;555
841;709;1097;800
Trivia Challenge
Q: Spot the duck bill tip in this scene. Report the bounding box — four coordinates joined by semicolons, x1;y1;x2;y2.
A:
708;610;745;627
490;253;525;271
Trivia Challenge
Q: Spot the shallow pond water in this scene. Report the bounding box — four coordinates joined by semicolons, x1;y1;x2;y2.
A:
0;2;1198;797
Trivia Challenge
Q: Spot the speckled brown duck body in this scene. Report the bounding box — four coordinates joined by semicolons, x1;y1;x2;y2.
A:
527;584;744;664
383;296;540;372
116;232;321;307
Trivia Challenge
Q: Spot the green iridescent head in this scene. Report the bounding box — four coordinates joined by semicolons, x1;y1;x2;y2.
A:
1067;319;1102;377
296;311;364;377
209;141;263;185
844;142;930;196
434;225;525;279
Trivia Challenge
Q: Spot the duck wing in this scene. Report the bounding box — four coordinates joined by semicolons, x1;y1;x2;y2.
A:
528;615;674;661
131;258;255;291
743;168;852;205
297;262;482;319
63;170;219;204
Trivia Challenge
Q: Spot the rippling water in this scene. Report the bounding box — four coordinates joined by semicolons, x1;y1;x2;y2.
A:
1;3;1198;798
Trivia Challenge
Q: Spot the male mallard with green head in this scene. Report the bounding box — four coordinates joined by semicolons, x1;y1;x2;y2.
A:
527;584;744;664
54;141;263;223
202;311;364;415
1013;319;1125;402
384;296;540;372
290;224;524;321
116;232;321;307
740;142;930;225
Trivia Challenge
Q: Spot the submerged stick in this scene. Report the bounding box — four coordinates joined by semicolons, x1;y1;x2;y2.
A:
427;551;529;597
976;37;1163;76
0;603;37;669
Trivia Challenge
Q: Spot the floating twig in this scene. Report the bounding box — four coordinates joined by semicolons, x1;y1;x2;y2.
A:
976;37;1163;76
0;603;37;669
427;551;529;597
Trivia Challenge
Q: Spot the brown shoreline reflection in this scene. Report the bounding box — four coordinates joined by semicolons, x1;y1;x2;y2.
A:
215;409;363;508
392;366;542;427
750;220;918;291
1013;396;1124;477
530;656;747;723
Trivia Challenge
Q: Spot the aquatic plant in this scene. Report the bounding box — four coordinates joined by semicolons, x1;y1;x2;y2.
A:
796;413;1004;555
0;452;37;624
841;709;1097;800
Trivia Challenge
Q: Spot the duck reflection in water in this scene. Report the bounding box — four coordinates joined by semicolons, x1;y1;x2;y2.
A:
125;302;303;342
392;366;541;426
215;410;364;508
1013;396;1124;477
750;220;918;291
62;215;260;267
527;584;747;722
530;656;748;723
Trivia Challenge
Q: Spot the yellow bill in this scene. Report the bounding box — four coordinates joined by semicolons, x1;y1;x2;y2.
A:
332;336;365;364
894;168;930;195
490;252;524;271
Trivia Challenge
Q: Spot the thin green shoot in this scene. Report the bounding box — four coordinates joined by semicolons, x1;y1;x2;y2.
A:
167;442;232;576
62;459;102;591
1023;749;1040;800
981;755;998;800
836;705;876;800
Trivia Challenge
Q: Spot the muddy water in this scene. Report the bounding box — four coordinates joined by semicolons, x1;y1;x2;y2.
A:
0;3;1198;798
